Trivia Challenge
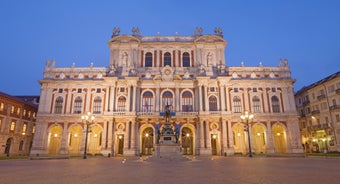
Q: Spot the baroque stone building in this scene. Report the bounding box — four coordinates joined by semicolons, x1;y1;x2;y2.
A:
31;27;303;157
295;71;340;153
0;92;38;156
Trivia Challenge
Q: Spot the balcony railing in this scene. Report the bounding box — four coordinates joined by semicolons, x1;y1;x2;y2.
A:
336;88;340;94
303;100;310;106
330;105;340;111
311;110;320;115
317;94;326;101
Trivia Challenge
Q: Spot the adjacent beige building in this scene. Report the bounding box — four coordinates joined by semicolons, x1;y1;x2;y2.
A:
31;27;303;157
295;71;340;153
0;92;38;156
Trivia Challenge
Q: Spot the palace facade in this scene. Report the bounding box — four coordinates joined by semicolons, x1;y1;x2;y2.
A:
295;71;340;153
0;92;38;156
31;28;303;157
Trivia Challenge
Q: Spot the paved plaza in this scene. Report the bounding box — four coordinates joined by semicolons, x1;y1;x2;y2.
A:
0;156;339;184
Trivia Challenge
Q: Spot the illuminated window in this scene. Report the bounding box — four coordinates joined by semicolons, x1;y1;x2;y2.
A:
11;106;15;113
22;123;27;135
32;125;36;134
17;108;21;115
0;102;4;111
10;121;16;132
23;109;26;116
0;118;2;129
162;91;173;108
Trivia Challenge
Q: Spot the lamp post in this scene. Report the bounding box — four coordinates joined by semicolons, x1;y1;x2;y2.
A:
81;112;95;159
240;111;254;157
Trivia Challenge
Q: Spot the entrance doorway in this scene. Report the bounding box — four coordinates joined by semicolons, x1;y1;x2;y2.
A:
181;127;193;155
211;134;217;155
117;135;124;155
141;127;154;155
4;138;12;156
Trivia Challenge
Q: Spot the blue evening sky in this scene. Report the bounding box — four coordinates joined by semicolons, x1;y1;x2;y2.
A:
0;0;339;95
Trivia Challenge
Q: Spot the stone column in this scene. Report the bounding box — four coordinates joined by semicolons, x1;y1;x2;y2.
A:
220;84;225;111
266;121;275;153
130;120;136;151
65;89;72;114
127;86;131;112
105;87;110;112
227;121;235;155
156;87;160;112
206;121;211;149
199;85;203;112
199;120;205;149
175;87;180;112
124;122;130;150
221;119;228;153
107;120;113;150
225;87;230;112
59;123;68;155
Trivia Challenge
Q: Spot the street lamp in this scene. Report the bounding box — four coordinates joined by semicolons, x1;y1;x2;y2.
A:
81;112;95;159
240;111;254;157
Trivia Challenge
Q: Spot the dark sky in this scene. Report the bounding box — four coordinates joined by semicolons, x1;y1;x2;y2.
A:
1;0;339;95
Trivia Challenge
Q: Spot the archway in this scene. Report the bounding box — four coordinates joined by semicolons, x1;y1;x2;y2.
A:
252;124;266;154
141;127;154;155
4;138;12;156
233;124;247;154
88;125;102;155
48;125;62;155
117;134;124;155
68;125;82;155
181;127;193;155
272;124;287;153
211;134;218;155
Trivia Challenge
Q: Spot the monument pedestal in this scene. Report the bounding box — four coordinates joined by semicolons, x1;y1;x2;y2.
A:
155;143;181;158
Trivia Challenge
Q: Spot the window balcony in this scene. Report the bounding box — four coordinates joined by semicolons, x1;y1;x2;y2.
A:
317;94;326;101
311;110;320;115
336;88;340;94
302;100;310;106
330;105;340;111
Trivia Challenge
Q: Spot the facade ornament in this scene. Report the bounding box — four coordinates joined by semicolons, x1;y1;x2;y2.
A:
241;61;245;67
214;27;223;37
259;61;263;67
194;27;203;36
109;64;116;74
111;27;121;38
284;59;288;66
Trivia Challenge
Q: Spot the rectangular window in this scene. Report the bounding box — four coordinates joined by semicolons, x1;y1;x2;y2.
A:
11;106;15;113
0;102;4;111
233;88;238;92
272;88;276;92
22;123;27;135
312;93;315;100
10;121;16;132
23;109;26;117
336;114;340;122
96;88;101;93
17;108;20;115
0;118;2;130
253;88;257;92
120;88;125;92
58;88;63;93
210;87;215;92
77;88;82;93
328;85;335;93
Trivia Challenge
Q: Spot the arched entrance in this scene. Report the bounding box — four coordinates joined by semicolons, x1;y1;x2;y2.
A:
4;138;12;156
88;125;102;155
181;127;193;155
211;134;218;155
48;125;62;155
117;134;124;155
233;124;247;154
252;124;266;154
272;124;287;153
141;127;154;155
68;125;82;155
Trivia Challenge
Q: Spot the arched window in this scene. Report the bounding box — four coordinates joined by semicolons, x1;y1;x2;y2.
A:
209;96;218;111
73;97;82;114
162;91;173;109
142;92;153;112
233;96;242;113
182;91;193;112
117;96;126;112
145;52;153;67
164;52;171;66
54;97;63;114
93;97;102;114
182;52;190;67
271;96;280;113
252;96;261;113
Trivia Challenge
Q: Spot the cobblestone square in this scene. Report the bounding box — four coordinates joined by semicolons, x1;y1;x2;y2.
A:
0;156;339;184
